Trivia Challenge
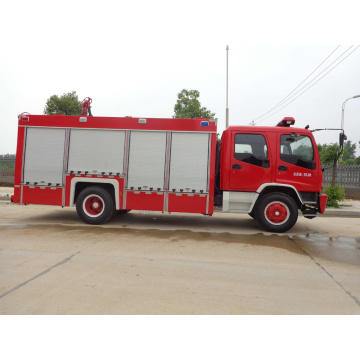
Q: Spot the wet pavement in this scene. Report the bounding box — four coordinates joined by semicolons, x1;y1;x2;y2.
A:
0;203;359;314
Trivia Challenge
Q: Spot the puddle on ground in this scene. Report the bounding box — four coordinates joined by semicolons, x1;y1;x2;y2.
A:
291;233;360;266
1;221;360;266
0;223;28;229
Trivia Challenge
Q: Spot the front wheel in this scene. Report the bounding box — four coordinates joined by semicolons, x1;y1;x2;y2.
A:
76;186;114;225
255;193;298;233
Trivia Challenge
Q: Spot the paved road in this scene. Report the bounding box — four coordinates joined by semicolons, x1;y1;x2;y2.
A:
0;203;359;314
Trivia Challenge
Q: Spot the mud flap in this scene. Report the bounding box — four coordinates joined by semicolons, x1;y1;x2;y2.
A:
319;194;328;214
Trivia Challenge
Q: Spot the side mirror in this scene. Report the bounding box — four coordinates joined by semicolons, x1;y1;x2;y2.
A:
339;132;347;148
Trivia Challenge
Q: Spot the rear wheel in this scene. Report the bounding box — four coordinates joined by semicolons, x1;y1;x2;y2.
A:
76;186;114;225
255;193;298;233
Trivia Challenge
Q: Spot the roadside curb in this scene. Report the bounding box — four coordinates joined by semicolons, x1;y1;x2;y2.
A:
321;209;360;217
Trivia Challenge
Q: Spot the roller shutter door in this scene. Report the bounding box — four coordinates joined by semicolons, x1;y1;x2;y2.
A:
169;133;209;193
68;129;126;174
23;128;66;185
127;131;167;190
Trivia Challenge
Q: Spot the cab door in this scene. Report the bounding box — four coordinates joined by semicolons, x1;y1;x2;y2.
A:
276;133;318;192
229;132;272;191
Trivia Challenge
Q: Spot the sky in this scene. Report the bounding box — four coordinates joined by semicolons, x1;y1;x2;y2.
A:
1;0;360;156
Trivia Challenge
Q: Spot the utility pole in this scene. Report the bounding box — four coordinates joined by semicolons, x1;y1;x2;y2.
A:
225;45;229;128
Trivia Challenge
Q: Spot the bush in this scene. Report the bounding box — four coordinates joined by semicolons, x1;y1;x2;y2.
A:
323;184;346;207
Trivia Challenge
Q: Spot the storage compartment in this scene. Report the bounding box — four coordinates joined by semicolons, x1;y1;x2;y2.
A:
127;131;167;190
68;129;126;175
22;186;63;206
23;128;66;186
169;133;210;193
126;191;164;211
168;193;208;214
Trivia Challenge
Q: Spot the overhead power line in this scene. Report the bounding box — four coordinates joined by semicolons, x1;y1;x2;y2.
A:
251;45;359;125
253;45;359;124
251;46;341;123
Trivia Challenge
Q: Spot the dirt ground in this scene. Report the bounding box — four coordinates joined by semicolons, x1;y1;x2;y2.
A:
0;203;359;315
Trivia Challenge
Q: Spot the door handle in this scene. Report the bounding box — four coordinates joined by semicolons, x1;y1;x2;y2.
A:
232;164;242;170
278;165;288;171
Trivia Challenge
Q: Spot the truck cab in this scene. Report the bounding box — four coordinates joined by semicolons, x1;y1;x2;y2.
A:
216;118;327;232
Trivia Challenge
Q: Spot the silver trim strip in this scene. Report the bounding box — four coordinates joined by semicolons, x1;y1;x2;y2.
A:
164;132;171;212
21;127;28;184
62;129;70;207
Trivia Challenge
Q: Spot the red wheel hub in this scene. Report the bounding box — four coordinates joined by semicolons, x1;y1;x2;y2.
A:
265;202;289;224
84;195;104;216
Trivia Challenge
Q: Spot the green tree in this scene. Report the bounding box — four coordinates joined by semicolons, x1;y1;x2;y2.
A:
318;139;360;184
44;91;82;116
173;89;216;120
339;140;357;164
317;143;341;186
318;143;340;165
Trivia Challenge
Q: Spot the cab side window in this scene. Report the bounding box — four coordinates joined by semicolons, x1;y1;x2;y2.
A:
234;134;269;168
280;134;316;170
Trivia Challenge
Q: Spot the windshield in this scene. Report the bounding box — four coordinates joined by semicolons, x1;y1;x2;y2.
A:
280;134;315;170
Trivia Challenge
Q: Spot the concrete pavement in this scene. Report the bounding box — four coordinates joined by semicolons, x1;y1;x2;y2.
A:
0;202;359;314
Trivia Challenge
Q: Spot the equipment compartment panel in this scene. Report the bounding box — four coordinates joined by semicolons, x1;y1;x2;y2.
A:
23;128;66;185
126;191;164;211
127;131;167;190
169;133;210;193
68;129;126;175
167;193;208;214
22;186;63;206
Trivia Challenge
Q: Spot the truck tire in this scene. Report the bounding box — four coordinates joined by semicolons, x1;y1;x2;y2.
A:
76;186;114;225
255;193;298;233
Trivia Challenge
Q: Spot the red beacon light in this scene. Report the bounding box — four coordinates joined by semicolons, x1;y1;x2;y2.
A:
276;117;295;127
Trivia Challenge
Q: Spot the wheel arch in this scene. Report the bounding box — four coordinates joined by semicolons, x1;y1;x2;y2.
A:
250;183;303;212
69;178;120;209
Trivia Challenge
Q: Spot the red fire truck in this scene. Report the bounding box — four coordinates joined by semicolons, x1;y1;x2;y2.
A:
12;108;328;232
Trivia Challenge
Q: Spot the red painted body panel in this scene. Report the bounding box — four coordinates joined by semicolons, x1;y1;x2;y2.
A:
126;191;164;211
22;186;63;206
12;126;25;203
219;130;231;190
14;127;25;185
18;115;217;133
228;130;272;191
12;187;21;204
274;131;322;192
168;193;208;214
65;176;73;207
